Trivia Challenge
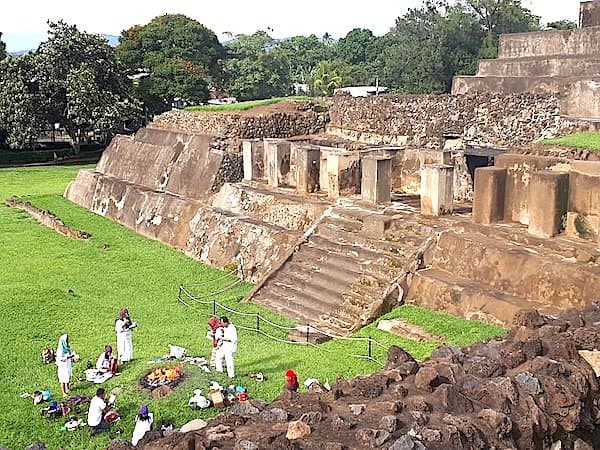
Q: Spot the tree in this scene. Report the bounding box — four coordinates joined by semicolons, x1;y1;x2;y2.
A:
0;55;46;149
309;61;343;96
547;20;577;30
337;28;378;66
271;35;334;84
223;31;292;101
117;14;225;114
30;21;141;153
461;0;540;57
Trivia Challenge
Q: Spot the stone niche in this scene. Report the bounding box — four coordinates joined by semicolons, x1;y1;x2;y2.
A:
264;138;291;188
420;164;454;216
242;139;265;181
361;156;392;204
319;148;361;199
293;144;321;194
473;156;600;243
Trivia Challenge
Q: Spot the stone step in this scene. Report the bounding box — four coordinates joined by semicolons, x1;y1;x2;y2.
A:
308;235;408;270
451;75;595;96
259;281;340;316
316;222;413;259
282;263;385;307
405;267;560;326
431;230;600;309
497;27;600;59
457;221;600;266
252;285;326;324
297;244;401;281
477;55;600;78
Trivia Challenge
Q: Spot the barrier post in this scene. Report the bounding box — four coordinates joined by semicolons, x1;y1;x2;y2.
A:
306;324;310;343
178;285;182;303
368;336;372;359
256;313;260;333
213;299;217;316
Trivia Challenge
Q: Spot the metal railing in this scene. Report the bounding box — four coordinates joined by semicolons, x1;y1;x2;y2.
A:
177;281;389;367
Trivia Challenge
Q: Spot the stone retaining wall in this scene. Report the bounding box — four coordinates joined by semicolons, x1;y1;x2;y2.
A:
327;93;587;149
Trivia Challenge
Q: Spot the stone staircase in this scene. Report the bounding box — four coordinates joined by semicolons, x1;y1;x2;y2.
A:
406;221;600;326
247;197;438;336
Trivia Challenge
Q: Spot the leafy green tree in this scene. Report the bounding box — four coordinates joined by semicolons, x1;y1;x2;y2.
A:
0;55;46;149
34;21;141;153
461;0;540;57
309;61;344;96
117;14;225;114
337;28;378;66
547;20;577;30
271;35;334;84
223;31;292;101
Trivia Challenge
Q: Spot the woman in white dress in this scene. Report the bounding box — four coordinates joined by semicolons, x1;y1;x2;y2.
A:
115;308;136;362
131;404;153;446
56;334;76;397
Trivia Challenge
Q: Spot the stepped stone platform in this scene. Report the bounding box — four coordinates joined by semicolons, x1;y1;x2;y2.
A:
452;5;600;121
245;196;443;335
406;220;600;326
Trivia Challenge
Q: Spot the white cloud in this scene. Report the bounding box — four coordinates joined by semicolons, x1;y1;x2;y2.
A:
0;0;580;51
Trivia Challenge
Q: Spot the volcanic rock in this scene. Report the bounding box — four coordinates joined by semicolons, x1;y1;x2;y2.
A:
286;420;311;440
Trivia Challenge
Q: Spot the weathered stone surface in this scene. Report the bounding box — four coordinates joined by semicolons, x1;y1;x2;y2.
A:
389;435;427;450
472;167;506;225
259;407;289;422
327;93;586;149
285;420;311;440
415;366;441;392
528;170;569;238
233;440;259;450
355;428;391;448
180;418;208;432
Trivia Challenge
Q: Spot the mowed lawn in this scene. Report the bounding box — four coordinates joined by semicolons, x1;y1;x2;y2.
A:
0;166;505;449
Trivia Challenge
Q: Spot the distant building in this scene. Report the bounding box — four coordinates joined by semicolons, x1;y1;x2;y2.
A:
334;86;388;97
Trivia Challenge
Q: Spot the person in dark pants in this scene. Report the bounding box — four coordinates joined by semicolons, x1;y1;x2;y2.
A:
88;388;110;435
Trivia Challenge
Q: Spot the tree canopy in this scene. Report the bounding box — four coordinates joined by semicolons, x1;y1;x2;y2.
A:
0;33;6;61
117;14;225;114
223;31;292;101
0;21;141;151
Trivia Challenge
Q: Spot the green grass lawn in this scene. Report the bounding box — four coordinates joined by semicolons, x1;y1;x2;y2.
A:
541;132;600;150
184;96;312;112
0;166;505;449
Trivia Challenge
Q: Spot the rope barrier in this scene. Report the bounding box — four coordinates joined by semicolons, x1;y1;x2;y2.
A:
178;282;389;367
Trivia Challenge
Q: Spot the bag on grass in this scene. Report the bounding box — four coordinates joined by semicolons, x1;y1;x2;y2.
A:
41;348;55;364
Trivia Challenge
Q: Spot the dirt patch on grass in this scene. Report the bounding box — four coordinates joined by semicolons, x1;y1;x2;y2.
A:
377;318;445;342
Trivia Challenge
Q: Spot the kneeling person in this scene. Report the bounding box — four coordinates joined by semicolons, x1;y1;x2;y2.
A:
88;388;110;435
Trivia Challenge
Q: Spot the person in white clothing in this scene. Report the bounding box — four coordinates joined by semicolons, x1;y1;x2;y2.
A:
215;316;237;378
131;404;153;446
88;388;110;435
56;334;77;397
115;308;136;362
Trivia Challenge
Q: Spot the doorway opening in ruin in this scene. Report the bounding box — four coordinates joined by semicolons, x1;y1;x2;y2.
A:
466;155;493;183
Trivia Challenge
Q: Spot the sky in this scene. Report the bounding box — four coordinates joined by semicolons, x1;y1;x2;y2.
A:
0;0;581;52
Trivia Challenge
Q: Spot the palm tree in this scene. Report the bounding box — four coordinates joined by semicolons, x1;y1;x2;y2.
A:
309;61;343;96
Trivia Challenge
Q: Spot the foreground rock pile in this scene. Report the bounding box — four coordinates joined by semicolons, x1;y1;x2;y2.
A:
110;304;600;450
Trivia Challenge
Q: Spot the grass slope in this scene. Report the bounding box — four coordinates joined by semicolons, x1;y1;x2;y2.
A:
541;132;600;151
184;96;312;112
0;166;505;449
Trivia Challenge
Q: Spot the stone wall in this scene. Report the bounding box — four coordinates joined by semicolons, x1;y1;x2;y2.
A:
149;104;328;153
326;93;586;149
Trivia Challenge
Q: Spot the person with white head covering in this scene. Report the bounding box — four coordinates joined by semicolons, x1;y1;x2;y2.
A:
115;308;137;362
56;334;76;397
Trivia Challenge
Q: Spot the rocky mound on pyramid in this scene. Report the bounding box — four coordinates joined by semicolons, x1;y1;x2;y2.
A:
107;303;600;450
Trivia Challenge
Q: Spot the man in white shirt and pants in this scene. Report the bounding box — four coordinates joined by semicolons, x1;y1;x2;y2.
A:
88;388;110;435
215;316;238;378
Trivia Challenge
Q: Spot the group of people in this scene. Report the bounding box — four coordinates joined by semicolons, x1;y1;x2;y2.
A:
55;308;136;397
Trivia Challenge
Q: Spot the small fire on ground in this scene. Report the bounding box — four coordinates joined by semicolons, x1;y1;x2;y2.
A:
141;365;184;390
